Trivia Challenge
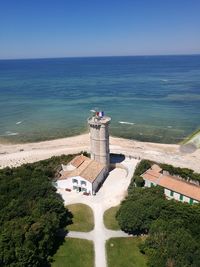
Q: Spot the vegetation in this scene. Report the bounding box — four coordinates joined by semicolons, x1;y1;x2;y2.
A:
117;186;200;267
128;160;151;189
67;203;94;232
103;206;120;230
160;163;200;185
106;237;147;267
141;219;200;267
129;158;200;187
52;238;94;267
0;154;79;267
117;187;166;234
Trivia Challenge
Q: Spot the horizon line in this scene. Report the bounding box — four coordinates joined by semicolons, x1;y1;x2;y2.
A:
0;53;200;61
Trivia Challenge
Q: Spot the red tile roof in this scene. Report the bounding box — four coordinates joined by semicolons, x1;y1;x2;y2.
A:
58;155;105;183
159;175;200;201
142;165;200;201
70;154;88;168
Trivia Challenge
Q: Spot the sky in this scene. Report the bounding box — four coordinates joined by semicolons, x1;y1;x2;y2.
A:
0;0;200;59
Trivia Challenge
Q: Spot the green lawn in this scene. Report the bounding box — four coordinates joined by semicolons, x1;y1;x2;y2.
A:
103;206;120;230
66;203;94;232
52;238;94;267
106;237;147;267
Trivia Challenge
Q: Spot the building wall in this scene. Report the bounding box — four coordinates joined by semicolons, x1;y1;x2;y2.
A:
165;188;188;202
144;179;199;204
99;124;110;167
56;176;93;194
90;124;100;162
144;179;157;187
56;169;107;195
88;117;111;170
92;168;107;193
164;188;199;204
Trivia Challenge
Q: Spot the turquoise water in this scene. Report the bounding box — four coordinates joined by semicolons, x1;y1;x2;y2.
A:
0;55;200;143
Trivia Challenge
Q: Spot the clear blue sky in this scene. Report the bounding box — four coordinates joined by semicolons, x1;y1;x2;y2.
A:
0;0;199;59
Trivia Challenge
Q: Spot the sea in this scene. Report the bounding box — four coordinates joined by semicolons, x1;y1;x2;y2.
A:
0;55;200;144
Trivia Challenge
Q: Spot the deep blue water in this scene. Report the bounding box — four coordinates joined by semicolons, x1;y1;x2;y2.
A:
0;55;200;143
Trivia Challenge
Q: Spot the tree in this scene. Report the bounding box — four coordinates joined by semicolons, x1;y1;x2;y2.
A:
117;181;200;267
134;175;145;187
128;159;152;190
0;154;75;266
144;219;200;267
116;187;166;234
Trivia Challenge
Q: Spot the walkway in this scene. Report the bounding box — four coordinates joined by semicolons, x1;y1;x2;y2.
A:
57;157;138;267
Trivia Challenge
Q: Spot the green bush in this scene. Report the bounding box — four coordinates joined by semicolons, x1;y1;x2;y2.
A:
160;163;200;185
134;160;152;176
135;176;145;187
117;185;200;267
129;160;152;190
0;154;77;267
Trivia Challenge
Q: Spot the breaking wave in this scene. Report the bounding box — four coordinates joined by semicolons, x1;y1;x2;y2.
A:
0;131;19;136
119;121;135;125
16;121;23;125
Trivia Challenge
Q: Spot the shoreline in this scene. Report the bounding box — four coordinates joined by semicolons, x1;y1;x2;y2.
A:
1;125;198;146
0;131;183;146
0;133;200;173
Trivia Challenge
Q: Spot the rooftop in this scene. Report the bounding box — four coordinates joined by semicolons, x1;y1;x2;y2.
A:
142;165;200;201
59;155;105;183
88;116;111;125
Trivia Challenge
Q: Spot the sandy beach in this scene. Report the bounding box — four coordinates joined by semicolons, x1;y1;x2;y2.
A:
0;134;199;172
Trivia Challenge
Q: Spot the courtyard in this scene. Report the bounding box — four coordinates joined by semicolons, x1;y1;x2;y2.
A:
56;157;140;267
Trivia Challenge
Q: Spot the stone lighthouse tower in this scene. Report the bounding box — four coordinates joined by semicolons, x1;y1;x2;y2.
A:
88;111;111;172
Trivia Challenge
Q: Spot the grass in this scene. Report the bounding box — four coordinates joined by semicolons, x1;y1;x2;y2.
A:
66;203;94;232
106;237;147;267
52;238;94;267
103;206;120;230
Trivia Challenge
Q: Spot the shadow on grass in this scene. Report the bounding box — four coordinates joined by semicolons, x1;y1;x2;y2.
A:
48;209;73;266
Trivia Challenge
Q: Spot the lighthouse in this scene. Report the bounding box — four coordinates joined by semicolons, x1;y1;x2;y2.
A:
88;110;111;172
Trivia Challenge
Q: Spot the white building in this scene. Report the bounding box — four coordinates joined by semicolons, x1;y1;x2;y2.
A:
142;164;200;204
56;111;111;195
56;154;107;195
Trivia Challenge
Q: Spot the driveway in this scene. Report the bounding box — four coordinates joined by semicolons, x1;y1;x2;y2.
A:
57;157;138;267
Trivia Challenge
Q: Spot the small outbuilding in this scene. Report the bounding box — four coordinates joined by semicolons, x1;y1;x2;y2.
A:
142;164;200;204
56;154;107;195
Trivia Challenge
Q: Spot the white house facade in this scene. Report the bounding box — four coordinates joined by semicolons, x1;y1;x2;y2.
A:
56;154;107;195
56;175;93;194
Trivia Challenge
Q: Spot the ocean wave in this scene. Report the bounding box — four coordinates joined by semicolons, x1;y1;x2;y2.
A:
0;131;19;136
161;79;168;82
119;121;135;125
16;121;23;125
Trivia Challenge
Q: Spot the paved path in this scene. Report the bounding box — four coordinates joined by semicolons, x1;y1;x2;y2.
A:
58;157;138;267
67;203;129;267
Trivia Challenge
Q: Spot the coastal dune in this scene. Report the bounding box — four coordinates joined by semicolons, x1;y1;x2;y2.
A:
0;134;200;172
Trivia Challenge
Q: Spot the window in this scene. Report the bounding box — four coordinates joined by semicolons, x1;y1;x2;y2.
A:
73;186;78;190
151;182;154;187
179;194;183;201
189;198;193;205
72;178;78;184
81;188;87;192
81;180;86;186
170;190;174;197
